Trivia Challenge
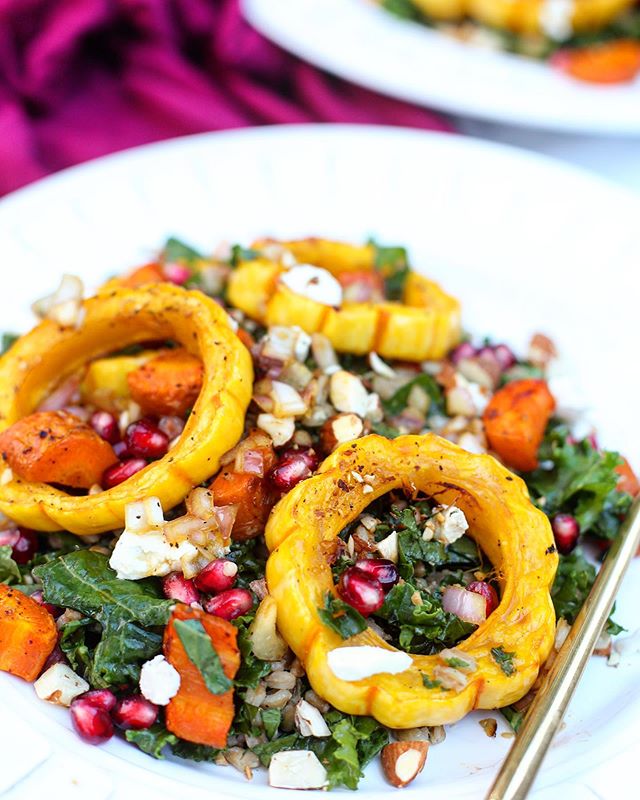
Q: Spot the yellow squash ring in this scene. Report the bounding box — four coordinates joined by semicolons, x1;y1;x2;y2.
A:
227;239;461;362
409;0;634;36
265;434;557;728
0;284;253;535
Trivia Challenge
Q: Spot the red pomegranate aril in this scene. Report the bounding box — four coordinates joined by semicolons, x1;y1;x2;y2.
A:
450;341;477;364
204;587;253;620
102;458;147;489
112;695;158;730
90;410;120;444
80;688;117;712
353;558;399;593
125;419;169;459
158;415;185;441
2;527;39;564
194;559;238;593
162;262;191;285
338;567;385;616
41;644;67;672
162;572;201;605
269;448;319;492
552;513;580;555
70;698;114;744
492;344;517;370
467;581;500;616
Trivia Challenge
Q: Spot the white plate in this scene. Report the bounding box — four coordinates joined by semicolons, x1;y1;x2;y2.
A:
0;125;638;799
242;0;640;135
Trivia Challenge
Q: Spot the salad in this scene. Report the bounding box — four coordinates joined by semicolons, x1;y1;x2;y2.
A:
380;0;640;84
0;237;636;791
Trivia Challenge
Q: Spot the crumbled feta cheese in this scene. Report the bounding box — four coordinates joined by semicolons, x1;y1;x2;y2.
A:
269;750;329;789
540;0;574;41
280;264;342;307
377;530;398;562
329;370;372;417
110;528;198;580
139;655;181;705
432;505;469;545
294;699;331;737
34;663;89;706
327;646;412;681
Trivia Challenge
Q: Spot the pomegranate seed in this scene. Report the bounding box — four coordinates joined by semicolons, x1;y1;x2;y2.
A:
31;590;62;618
162;573;201;605
102;458;147;489
353;558;399;593
42;644;67;672
269;448;319;492
125;419;169;459
112;695;158;730
80;688;117;712
491;344;517;370
113;440;129;458
0;527;39;564
449;341;477;364
467;581;499;616
552;513;580;555
338;567;385;616
194;559;238;594
90;411;120;444
158;415;185;440
162;262;191;285
70;697;114;744
204;588;253;620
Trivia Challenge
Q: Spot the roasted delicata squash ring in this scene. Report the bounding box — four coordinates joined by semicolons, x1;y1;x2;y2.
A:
227;238;461;362
265;434;557;728
408;0;634;36
0;284;253;535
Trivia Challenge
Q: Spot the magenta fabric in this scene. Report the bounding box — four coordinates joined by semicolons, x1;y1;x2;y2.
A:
0;0;452;196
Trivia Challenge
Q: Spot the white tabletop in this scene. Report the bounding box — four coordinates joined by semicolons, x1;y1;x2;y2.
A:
456;119;640;194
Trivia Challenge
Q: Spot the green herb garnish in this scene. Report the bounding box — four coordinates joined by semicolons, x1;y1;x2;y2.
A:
491;646;516;676
174;618;233;695
318;593;367;639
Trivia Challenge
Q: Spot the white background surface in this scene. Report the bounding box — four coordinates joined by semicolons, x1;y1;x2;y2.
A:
0;127;638;799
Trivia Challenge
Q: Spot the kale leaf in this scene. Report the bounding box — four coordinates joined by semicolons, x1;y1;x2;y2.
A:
369;240;410;301
501;706;525;732
491;646;516;676
397;530;480;580
383;373;444;417
234;614;272;688
0;545;21;584
1;332;18;355
318;593;367;639
174;618;232;695
34;551;173;687
162;236;203;263
126;725;178;759
373;582;476;654
58;616;93;675
527;425;631;540
230;244;261;267
382;0;421;20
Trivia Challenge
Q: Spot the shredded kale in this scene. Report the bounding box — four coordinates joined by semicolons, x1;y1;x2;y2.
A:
171;739;222;762
34;551;173;687
373;582;476;654
527;424;631;540
230;244;261;267
59;616;93;676
383;373;444;417
382;0;421;20
318;593;368;639
233;614;272;688
501;706;525;732
162;236;203;264
261;708;282;740
371;421;401;439
0;545;21;584
126;724;178;759
369;240;411;301
174;618;233;695
229;539;266;588
491;646;516;676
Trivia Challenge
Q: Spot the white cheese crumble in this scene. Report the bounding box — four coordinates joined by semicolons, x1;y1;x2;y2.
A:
280;264;343;307
139;655;181;706
327;646;412;681
109;528;197;580
34;663;89;706
432;505;469;545
539;0;574;41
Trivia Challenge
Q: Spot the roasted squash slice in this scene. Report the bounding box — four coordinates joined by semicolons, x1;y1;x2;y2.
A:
265;434;557;728
0;584;57;681
227;238;461;362
407;0;634;36
0;284;253;535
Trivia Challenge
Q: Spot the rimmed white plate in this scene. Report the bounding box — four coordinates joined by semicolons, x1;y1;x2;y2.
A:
0;125;638;799
242;0;640;135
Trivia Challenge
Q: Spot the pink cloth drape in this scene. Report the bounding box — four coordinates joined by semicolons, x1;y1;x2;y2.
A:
0;0;451;196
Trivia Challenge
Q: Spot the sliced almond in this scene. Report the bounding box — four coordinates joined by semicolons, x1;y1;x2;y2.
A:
381;741;429;788
319;412;364;454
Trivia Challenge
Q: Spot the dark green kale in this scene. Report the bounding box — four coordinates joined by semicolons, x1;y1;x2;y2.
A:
501;706;525;732
382;373;444;417
174;618;233;695
1;332;18;355
527;424;631;540
318;593;367;639
382;0;421;20
373;582;476;654
230;244;261;267
369;240;411;301
34;551;173;687
233;614;272;688
162;236;203;264
0;545;20;584
126;724;178;759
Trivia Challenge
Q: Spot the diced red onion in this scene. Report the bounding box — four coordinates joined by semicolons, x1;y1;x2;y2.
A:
38;376;80;412
213;504;238;540
442;585;487;625
162;262;191;285
238;448;264;476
